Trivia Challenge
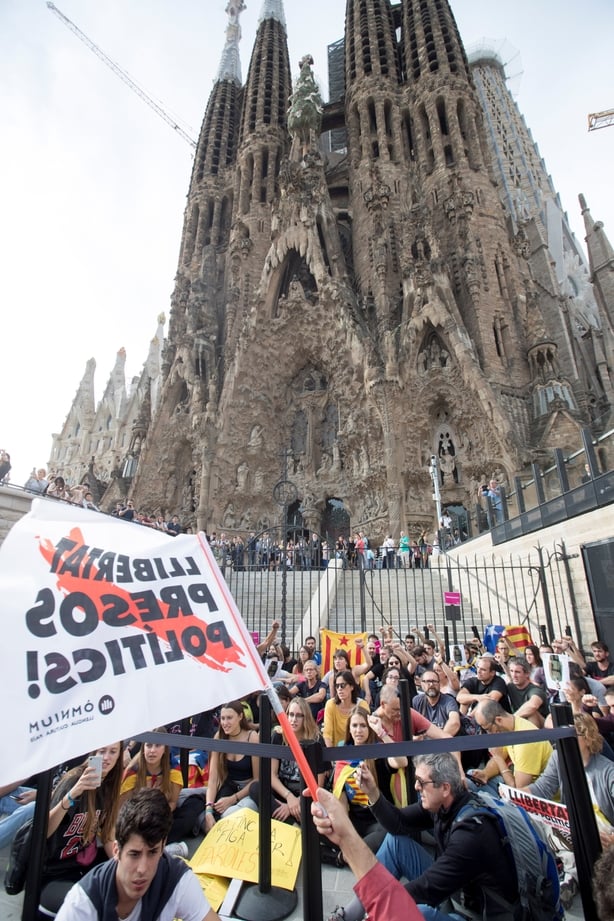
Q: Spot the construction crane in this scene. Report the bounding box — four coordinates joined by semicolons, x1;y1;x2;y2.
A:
46;2;197;149
588;109;614;131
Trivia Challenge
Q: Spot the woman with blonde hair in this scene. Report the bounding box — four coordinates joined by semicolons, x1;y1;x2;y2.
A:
298;659;328;720
521;712;614;906
204;701;259;833
248;696;327;822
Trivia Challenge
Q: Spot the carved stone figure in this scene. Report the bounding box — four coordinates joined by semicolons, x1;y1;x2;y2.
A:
237;462;248;490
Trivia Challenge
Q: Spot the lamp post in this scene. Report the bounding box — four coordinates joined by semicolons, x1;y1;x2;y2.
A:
429;454;443;550
272;477;298;644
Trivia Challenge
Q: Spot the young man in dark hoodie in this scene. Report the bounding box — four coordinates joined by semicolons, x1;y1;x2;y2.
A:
56;788;217;921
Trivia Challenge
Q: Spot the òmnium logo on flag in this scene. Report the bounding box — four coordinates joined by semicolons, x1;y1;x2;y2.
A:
0;499;270;786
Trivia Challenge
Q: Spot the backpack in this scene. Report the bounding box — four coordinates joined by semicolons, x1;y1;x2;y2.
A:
4;819;33;895
454;791;563;921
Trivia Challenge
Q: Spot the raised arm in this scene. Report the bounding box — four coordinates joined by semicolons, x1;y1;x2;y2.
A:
256;620;280;656
310;787;424;921
352;637;372;677
412;625;426;645
434;653;460;692
427;624;445;657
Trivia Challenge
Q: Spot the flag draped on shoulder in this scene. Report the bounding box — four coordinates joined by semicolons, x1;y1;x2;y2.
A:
0;500;270;786
320;629;368;674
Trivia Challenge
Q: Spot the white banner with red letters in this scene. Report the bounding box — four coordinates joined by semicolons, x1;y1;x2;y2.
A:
0;499;270;786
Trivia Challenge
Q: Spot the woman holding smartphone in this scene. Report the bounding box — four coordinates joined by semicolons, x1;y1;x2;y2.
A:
39;742;123;918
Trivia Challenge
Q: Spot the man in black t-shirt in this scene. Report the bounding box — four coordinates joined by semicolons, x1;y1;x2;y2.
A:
506;657;549;726
586;641;614;687
457;656;510;713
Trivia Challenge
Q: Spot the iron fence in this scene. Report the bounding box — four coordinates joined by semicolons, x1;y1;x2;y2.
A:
222;543;584;653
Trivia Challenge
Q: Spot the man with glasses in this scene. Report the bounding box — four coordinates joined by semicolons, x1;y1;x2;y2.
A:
330;752;519;921
470;699;552;789
412;671;461;737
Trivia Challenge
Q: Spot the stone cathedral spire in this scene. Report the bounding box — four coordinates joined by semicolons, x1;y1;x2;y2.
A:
581;194;614;412
400;0;470;84
217;1;247;84
98;0;612;542
230;0;292;320
258;0;286;29
168;3;246;367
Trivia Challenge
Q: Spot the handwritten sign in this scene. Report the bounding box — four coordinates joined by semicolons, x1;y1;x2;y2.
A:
190;808;302;891
192;872;230;912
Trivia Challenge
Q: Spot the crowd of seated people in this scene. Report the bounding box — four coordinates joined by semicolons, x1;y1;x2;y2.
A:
5;620;614;918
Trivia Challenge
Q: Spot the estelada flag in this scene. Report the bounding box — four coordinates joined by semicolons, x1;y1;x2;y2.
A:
0;499;271;787
320;629;368;674
504;624;534;650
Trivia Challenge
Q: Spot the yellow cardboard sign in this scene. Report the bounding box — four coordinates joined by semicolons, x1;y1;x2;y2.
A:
190;808;302;891
192;872;230;912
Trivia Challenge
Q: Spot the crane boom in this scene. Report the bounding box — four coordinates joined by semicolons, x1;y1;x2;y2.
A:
46;2;197;149
588;109;614;131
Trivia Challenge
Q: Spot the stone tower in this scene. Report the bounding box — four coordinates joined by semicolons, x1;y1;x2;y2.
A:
469;49;612;429
124;0;612;540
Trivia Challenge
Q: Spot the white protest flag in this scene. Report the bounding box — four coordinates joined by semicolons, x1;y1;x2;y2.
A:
0;499;271;786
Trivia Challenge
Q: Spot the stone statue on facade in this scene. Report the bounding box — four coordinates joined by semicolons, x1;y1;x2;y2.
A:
287;55;323;159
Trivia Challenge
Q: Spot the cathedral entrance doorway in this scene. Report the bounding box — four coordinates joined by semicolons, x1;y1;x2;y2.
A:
321;497;350;544
287;499;305;534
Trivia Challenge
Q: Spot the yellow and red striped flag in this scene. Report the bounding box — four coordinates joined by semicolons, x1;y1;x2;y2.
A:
504;624;534;651
320;629;368;674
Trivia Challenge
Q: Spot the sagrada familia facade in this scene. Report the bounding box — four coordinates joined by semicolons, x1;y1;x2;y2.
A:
50;0;614;541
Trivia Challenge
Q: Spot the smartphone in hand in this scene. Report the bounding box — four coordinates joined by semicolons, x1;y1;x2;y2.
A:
87;754;103;787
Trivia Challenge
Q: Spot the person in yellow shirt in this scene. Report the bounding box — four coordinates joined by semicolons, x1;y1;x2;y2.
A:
470;699;552;788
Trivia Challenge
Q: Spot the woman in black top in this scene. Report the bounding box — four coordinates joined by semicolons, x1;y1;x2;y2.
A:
40;742;123;916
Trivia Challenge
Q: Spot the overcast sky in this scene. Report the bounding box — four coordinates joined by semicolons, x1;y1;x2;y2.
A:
1;0;613;484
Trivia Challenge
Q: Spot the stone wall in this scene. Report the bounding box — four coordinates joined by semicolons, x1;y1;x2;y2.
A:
447;505;614;646
0;486;32;546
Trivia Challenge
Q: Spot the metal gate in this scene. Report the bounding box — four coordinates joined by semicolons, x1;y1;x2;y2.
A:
220;533;584;652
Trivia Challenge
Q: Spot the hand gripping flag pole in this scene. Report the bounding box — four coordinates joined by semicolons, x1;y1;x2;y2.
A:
264;686;320;802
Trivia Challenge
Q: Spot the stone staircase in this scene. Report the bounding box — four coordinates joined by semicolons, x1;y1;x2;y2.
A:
225;562;454;646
